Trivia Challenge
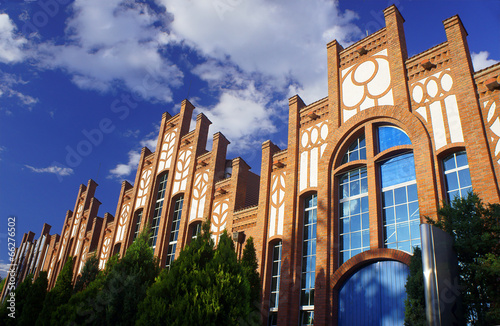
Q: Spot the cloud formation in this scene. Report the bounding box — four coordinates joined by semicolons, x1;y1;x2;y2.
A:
0;13;27;64
471;51;499;71
25;164;74;176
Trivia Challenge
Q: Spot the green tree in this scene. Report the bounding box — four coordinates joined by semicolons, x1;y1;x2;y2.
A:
73;253;100;293
136;221;260;326
18;271;48;326
36;257;75;326
240;236;261;323
0;274;34;326
428;192;500;325
51;230;159;326
404;246;426;326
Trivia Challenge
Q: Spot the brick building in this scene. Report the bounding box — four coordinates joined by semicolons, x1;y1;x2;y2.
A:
3;5;500;325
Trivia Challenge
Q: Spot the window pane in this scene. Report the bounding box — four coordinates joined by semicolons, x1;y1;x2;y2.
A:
380;153;416;188
410;220;420;240
378;126;411;153
395;204;408;223
397;222;410;242
456;152;468;167
407;184;418;202
383;190;394;207
445;172;459;191
384;208;395;225
394;187;407;205
351;215;361;232
351;232;361;248
443;155;456;170
458;169;472;188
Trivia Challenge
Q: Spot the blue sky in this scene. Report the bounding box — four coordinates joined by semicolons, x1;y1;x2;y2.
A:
0;0;499;277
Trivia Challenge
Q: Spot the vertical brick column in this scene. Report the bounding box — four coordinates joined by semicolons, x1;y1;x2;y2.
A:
327;40;344;129
175;113;211;257
384;5;411;111
278;94;305;325
255;140;281;322
444;16;500;203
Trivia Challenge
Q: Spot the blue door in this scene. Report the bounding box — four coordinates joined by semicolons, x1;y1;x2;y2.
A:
338;260;409;325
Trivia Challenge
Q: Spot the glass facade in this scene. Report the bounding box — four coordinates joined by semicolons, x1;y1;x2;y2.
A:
443;151;472;202
339;167;370;264
268;240;282;326
150;173;168;248
380;153;420;253
166;195;184;268
300;194;317;325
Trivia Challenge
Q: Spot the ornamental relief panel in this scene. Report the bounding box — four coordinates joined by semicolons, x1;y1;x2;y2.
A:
47;256;56;280
341;49;394;122
299;120;329;191
211;198;229;244
135;168;152;209
72;202;84;237
189;169;209;221
99;235;112;270
410;69;464;150
78;244;89;274
74;225;86;256
269;171;286;238
172;146;193;194
482;99;500;165
158;129;177;173
59;229;69;260
116;203;130;242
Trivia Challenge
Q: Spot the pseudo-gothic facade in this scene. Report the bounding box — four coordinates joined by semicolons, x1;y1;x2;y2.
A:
3;5;500;325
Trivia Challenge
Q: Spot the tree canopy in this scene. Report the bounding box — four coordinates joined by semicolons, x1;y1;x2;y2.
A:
428;192;500;325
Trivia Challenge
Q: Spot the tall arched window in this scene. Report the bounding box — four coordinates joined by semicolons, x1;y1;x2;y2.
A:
380;150;420;253
268;240;282;326
133;209;143;241
166;195;184;268
443;151;472;202
150;173;169;248
300;194;317;326
339;167;370;264
338;134;370;264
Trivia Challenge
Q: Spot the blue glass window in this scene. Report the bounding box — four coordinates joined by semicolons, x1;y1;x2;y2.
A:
378;126;411;153
166;195;183;268
300;194;316;325
268;241;282;325
150;173;168;248
339;167;370;264
443;152;472;202
341;134;366;164
381;153;420;253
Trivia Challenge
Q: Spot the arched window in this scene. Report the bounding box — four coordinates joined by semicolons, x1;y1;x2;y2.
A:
268;240;282;326
133;209;143;241
300;194;317;326
378;126;411;153
380;152;420;253
443;151;472;201
150;173;169;248
338;134;370;264
190;222;202;239
339;167;370;264
166;195;184;268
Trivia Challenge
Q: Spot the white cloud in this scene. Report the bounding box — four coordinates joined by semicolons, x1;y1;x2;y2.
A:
35;0;183;102
108;150;142;179
0;13;27;63
108;132;158;179
0;72;38;109
196;83;277;152
0;261;11;278
25;164;74;176
471;51;499;71
163;0;363;102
